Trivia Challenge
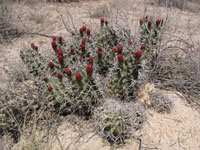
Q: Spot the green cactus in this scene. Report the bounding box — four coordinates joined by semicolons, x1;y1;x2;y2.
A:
140;16;163;54
94;100;132;144
109;54;139;100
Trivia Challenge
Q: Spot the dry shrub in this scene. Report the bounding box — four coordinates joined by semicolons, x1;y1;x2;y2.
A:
155;0;200;12
0;3;22;44
149;42;200;109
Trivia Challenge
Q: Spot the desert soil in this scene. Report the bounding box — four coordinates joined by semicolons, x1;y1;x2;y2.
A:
0;0;200;150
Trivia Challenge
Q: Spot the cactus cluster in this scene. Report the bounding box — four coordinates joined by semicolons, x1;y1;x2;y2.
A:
139;16;163;52
19;16;169;144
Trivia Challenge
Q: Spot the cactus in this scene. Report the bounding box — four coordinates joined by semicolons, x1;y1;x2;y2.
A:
94;99;146;144
18;17;171;145
139;16;163;55
94;100;132;144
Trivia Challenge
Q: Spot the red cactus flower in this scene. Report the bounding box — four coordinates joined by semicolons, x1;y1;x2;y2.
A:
135;50;142;60
70;47;74;53
117;45;123;53
52;35;56;41
82;25;86;32
145;16;148;20
98;51;102;59
105;20;108;26
35;46;38;51
79;56;82;62
48;61;54;69
100;17;104;26
141;43;145;50
118;54;123;63
87;28;90;36
128;40;132;45
81;45;85;54
71;32;75;36
133;41;137;45
31;43;35;49
51;41;57;49
76;73;82;82
86;65;93;76
80;27;84;36
98;47;102;51
43;77;48;82
57;73;62;79
88;56;93;63
112;48;116;53
57;48;63;56
156;19;160;27
148;20;152;28
48;86;53;91
58;55;63;62
58;36;62;43
82;37;86;45
66;69;72;77
139;18;143;25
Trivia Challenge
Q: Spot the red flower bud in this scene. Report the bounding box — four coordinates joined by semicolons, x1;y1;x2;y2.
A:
117;45;123;53
135;50;142;60
71;32;75;36
112;48;116;52
98;51;102;59
48;86;53;91
87;28;90;36
48;62;54;69
148;20;152;28
58;36;62;44
51;41;57;49
88;56;93;63
66;69;72;77
52;35;56;41
43;77;48;82
58;55;63;62
86;65;93;76
76;73;82;82
34;46;38;51
118;54;123;63
82;25;86;32
105;20;108;26
80;27;84;36
57;73;62;79
82;37;86;45
156;19;160;27
98;47;102;51
70;47;74;53
133;41;137;45
140;18;143;25
31;43;35;49
141;43;145;50
57;48;62;56
145;16;148;20
100;17;104;25
128;40;132;45
81;45;85;54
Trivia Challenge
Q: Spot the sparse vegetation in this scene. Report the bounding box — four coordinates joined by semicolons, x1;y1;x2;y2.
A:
0;0;200;149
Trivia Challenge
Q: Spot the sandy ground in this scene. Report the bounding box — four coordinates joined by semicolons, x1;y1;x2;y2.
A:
0;0;200;150
14;92;200;150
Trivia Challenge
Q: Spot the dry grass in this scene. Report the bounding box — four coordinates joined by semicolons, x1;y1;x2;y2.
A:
0;0;200;149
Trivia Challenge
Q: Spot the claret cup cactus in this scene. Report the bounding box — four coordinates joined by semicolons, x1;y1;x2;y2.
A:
20;17;166;144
